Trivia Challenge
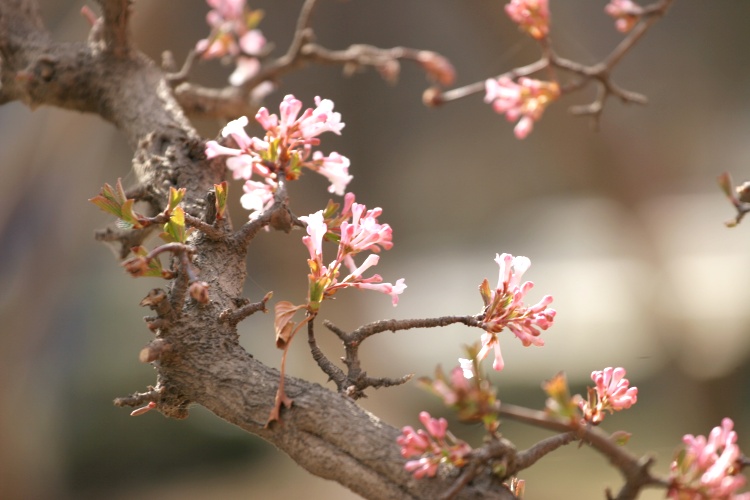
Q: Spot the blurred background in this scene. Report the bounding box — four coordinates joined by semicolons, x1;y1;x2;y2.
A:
2;1;750;498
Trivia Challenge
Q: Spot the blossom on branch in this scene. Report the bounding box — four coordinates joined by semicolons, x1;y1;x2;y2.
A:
605;0;643;33
197;0;267;85
397;411;472;479
484;77;560;139
579;367;638;424
668;418;750;500
299;193;405;310
421;356;500;432
476;253;556;371
205;95;353;218
505;0;550;40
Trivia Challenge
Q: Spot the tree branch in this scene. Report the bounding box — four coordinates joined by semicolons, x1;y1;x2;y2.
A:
0;2;512;498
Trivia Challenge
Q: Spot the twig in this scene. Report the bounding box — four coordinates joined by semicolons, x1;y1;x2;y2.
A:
307;320;347;387
514;431;578;471
94;224;156;259
441;462;484;500
434;0;675;130
499;403;667;499
184;212;226;240
219;292;272;326
113;388;160;408
318;316;482;398
95;0;131;57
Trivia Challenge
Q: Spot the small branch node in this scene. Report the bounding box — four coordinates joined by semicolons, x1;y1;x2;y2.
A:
139;338;172;363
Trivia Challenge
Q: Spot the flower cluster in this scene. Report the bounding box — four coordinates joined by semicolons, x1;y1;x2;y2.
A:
485;77;560;139
299;193;405;310
668;418;749;499
205;95;352;218
197;0;267;85
397;411;472;479
475;253;556;371
605;0;644;33
505;0;550;40
579;367;638;425
421;359;500;432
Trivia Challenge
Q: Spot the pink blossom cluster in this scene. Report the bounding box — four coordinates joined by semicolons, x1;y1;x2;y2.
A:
424;362;500;431
668;418;750;500
205;95;352;218
196;0;267;85
485;77;560;139
579;367;638;424
505;0;550;40
397;411;472;479
605;0;644;33
476;253;556;371
299;193;405;309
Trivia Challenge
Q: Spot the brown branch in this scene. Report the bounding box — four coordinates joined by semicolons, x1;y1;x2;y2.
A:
176;0;452;121
184;212;227;240
499;403;668;499
218;292;272;326
318;316;481;398
113;388;160;408
433;0;674;130
514;431;578;471
307;320;347;387
95;0;131;57
94;224;156;259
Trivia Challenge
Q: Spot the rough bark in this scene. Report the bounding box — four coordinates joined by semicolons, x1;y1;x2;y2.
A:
0;1;513;498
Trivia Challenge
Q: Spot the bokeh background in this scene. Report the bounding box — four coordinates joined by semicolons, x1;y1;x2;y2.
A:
2;1;750;499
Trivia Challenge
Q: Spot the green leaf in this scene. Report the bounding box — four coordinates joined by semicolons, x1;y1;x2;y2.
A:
610;430;632;446
167;187;186;212
120;199;143;229
478;278;492;307
214;181;228;220
160;206;190;243
89;178;143;228
322;199;340;219
245;8;264;30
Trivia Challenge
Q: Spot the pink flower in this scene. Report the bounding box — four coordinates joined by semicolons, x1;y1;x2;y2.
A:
397;411;472;479
485;77;560;139
579;367;638;424
419;411;448;440
312;151;353;196
229;56;260;86
350;278;407;306
196;0;266;85
299;193;405;309
299;210;327;259
206;95;353;217
404;457;440;479
476;253;556;371
337;199;393;256
505;0;550;40
239;177;277;218
669;418;750;499
205;116;271;181
605;0;643;33
239;28;266;55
